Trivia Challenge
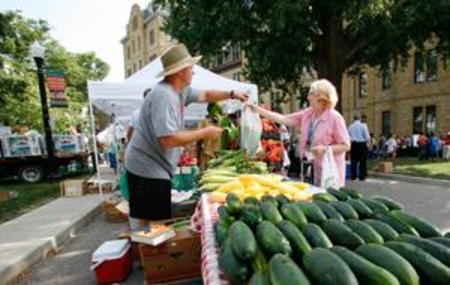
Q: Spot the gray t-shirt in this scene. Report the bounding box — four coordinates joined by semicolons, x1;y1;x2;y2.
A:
125;81;200;180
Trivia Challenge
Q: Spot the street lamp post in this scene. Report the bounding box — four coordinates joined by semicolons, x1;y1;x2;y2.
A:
31;42;54;159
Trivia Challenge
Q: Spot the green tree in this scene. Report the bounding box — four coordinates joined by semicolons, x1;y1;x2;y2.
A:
0;11;109;133
155;0;450;110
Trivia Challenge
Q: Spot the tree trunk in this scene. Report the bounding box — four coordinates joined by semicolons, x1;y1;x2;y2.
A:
315;64;344;113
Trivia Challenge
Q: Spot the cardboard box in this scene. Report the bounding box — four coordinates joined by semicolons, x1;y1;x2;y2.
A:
60;179;85;197
83;180;114;194
139;229;201;284
377;161;393;173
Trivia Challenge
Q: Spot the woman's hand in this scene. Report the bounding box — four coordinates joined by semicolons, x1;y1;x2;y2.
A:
311;145;326;156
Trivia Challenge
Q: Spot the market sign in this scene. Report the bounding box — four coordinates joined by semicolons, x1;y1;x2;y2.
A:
46;71;68;108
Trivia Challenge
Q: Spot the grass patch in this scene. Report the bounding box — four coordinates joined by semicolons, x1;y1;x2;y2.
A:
0;181;62;224
369;157;450;180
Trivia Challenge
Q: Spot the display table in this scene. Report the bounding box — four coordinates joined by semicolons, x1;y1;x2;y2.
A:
190;185;324;284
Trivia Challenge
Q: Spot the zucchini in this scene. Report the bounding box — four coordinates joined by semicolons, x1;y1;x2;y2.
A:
219;239;250;284
329;201;359;220
385;241;450;285
331;246;400;285
430;237;450;248
250;247;268;272
340;187;363;199
277;220;312;261
372;196;404;211
296;201;327;224
360;198;389;213
364;219;399;241
374;212;420;236
397;234;450;267
244;196;259;205
226;193;242;216
312;192;338;203
214;220;229;247
240;204;263;229
260;201;283;224
217;205;235;224
347;198;373;219
249;271;271;285
303;248;358;285
261;194;279;208
269;254;311;285
314;200;345;222
322;219;365;249
390;210;442;238
275;194;290;206
356;244;419;285
280;203;308;228
445;232;450;238
327;187;350;201
229;221;257;260
256;221;292;256
345;219;384;244
302;223;333;248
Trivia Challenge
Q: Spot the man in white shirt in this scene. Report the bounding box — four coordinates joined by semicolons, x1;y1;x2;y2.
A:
348;115;370;180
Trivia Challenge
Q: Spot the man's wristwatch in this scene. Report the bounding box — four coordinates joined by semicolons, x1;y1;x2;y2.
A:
230;90;235;99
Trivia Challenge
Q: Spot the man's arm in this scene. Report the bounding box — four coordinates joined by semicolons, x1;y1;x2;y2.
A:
197;90;248;103
159;126;222;149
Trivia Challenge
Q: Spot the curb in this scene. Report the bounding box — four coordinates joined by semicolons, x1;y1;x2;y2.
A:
368;171;450;188
2;199;102;285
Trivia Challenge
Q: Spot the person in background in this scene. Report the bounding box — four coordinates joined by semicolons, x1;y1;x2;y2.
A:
125;44;248;228
417;132;428;160
378;134;387;158
246;79;350;187
348;115;370;181
279;125;291;176
368;132;378;159
385;133;398;160
443;132;450;160
429;132;441;161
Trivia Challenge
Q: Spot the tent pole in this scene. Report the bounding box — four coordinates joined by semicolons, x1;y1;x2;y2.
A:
88;93;103;200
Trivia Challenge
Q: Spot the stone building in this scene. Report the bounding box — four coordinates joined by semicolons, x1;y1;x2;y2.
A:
121;3;173;78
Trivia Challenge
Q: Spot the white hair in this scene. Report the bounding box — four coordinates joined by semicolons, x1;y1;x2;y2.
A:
309;79;338;109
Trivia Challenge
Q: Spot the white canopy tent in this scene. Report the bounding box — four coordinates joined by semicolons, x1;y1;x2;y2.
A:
87;56;259;197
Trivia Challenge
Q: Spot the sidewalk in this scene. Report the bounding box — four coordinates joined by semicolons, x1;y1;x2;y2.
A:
368;171;450;188
0;194;104;284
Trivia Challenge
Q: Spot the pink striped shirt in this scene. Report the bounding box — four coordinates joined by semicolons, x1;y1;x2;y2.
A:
287;107;350;186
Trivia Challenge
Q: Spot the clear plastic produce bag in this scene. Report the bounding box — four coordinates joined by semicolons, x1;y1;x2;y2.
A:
240;106;262;157
320;146;340;189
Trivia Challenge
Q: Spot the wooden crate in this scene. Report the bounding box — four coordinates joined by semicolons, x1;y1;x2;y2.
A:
60;179;85;197
377;161;393;173
139;229;201;284
82;180;114;194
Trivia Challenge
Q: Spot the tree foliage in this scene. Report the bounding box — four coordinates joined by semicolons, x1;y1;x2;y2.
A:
0;11;109;132
155;0;450;110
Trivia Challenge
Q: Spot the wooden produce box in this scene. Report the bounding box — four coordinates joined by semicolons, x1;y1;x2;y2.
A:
377;161;393;173
82;180;114;194
60;179;85;197
139;228;201;284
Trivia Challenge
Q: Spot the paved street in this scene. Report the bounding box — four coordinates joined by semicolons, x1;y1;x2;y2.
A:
13;177;450;285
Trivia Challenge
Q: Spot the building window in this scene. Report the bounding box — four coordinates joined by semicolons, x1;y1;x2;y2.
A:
412;106;423;134
138;36;141;50
359;72;368;97
127;69;132;77
133;63;137;72
127;46;131;60
132;40;136;54
149;30;155;46
426;105;436;133
139;60;142;69
233;72;242;81
132;16;138;30
149;53;157;62
382;68;392;90
426;50;437;82
382;111;391;136
414;52;425;83
232;44;241;61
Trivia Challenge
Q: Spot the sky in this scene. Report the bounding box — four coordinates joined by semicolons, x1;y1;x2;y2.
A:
0;0;150;81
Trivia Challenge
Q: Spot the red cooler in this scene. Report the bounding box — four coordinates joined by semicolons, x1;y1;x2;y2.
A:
91;239;132;285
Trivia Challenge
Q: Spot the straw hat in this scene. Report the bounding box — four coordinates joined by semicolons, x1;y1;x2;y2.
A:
157;44;202;78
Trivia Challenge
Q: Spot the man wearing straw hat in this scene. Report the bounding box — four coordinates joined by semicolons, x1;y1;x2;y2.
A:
125;44;248;227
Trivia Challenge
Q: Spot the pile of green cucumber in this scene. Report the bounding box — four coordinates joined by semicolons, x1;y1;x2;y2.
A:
215;188;450;285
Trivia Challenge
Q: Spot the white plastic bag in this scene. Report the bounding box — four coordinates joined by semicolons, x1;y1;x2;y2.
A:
320;146;340;189
240;106;262;157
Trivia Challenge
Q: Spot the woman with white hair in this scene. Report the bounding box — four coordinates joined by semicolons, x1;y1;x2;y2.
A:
247;79;350;186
